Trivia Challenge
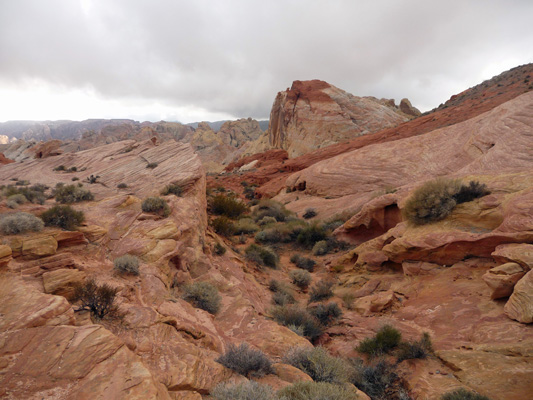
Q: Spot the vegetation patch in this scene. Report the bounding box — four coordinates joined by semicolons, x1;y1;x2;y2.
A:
302;208;317;219
289;269;312;289
41;205;85;230
252;199;291;222
113;254;140;276
283;346;350;384
211;381;275;400
0;212;44;235
245;244;278;268
233;218;259;235
277;381;359;400
73;279;120;320
141;196;171;217
216;343;273;377
160;183;183;196
210;194;247;218
308;302;342;326
308;280;335;303
54;184;94;203
297;223;327;248
182;281;221;314
440;388;492;400
350;358;407;400
290;254;316;272
397;332;433;362
271;305;323;341
214;242;226;255
357;325;402;357
211;216;235;236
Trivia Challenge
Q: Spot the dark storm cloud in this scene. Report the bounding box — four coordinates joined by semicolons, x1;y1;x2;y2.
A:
1;0;532;121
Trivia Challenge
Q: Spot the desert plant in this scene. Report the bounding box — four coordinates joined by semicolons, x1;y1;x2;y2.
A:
257;216;277;226
146;162;158;169
302;208;317;219
160;183;183;196
210;194;247;218
73;278;119;319
308;280;334;303
68;166;77;172
86;174;100;184
41;205;85;230
0;212;44;235
283;346;350;384
308;302;342;326
214;242;226;255
290;270;312;289
297;223;327;248
357;325;402;357
117;183;128;189
71;177;79;181
233;218;259;235
245;244;278;268
312;240;329;256
216;343;273;377
252;199;290;222
54;165;66;171
54;184;94;203
141;196;170;217
211;381;275;400
182;281;221;314
290;254;316;271
7;193;27;205
211;216;235;236
453;181;490;204
340;292;356;310
277;381;359;400
350;358;405;400
271;305;323;341
396;332;433;362
113;254;140;275
272;290;296;306
440;388;492;400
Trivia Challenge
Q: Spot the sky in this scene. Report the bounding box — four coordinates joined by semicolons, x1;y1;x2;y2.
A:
0;0;532;123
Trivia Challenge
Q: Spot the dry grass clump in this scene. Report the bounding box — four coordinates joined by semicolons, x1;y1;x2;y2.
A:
271;305;323;341
396;332;433;362
308;280;335;303
245;244;278;268
277;381;359;400
216;343;273;377
211;381;275;400
210;194;247;218
252;199;291;222
308;302;342;326
440;388;492;400
73;279;119;320
54;184;94;203
290;254;316;272
233;218;259;235
289;269;312;289
160;183;183;196
182;281;221;314
141;196;170;217
312;240;329;256
41;205;85;230
357;325;402;357
0;212;44;235
269;280;296;306
283;347;350;384
113;254;140;275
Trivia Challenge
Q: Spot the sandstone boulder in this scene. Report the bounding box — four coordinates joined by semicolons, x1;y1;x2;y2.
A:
22;235;58;258
504;270;533;323
0;244;12;268
43;268;86;300
272;363;313;384
492;243;533;270
482;263;526;299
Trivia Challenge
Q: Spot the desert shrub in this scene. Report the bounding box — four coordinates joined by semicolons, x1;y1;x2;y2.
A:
308;280;334;303
397;332;433;362
453;181;490;204
255;227;283;243
41;205;85;230
0;212;44;235
54;165;66;171
182;281;221;314
302;208;317;219
269;279;284;292
216;343;273;377
210;194;247;218
15;179;30;186
54;184;94;203
440;388;492;400
68;166;77;172
252;199;290;222
357;325;402;357
290;270;312;289
211;216;235;236
160;183;183;196
272;305;323;341
86;174;100;184
146;162;158;169
117;183;128;189
340;292;356;310
71;177;79;181
7;193;27;205
73;278;119;319
245;244;278;268
141;196;170;217
350;358;405;400
297;223;327;248
277;381;359;400
290;254;316;272
113;254;140;275
308;302;342;326
283;347;350;384
312;240;329;256
273;291;296;306
6;200;18;209
233;218;259;235
322;218;344;232
257;216;277;226
214;243;226;255
211;381;275;400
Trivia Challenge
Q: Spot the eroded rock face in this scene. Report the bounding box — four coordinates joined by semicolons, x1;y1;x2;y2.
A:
505;270;533;323
482;263;526;299
268;80;410;157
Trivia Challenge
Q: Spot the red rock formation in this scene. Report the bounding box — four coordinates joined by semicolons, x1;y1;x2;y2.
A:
0;152;14;164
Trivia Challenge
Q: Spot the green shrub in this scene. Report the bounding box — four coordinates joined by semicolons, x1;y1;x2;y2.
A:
277;381;359;400
2;184;47;205
350;358;406;400
273;290;296;306
397;332;433;362
233;218;259;235
41;205;85;230
54;165;66;171
252;199;290;222
15;179;29;186
245;244;278;268
258;216;277;226
214;243;226;255
312;240;329;256
255;227;283;243
7;193;27;205
73;279;119;320
68;166;77;172
54;184;94;203
210;194;247;218
283;347;350;384
146;162;158;169
141;197;170;217
302;208;317;219
357;325;402;357
113;254;140;275
440;388;492;400
211;216;235;236
290;254;316;271
308;302;342;326
297;223;327;248
72;177;79;181
160;183;183;196
0;212;44;235
271;305;323;341
290;270;312;289
216;343;273;377
211;381;275;400
182;281;221;314
308;280;334;303
117;183;128;189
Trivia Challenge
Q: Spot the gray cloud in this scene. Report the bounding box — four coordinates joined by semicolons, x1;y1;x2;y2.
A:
1;0;532;122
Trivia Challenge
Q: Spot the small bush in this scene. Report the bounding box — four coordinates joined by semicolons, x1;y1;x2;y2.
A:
258;216;277;226
290;254;316;271
245;244;278;268
146;162;158;169
54;165;66;171
211;381;275;400
182;281;221;314
7;193;27;205
68;166;77;172
290;270;312;289
273;291;296;306
6;200;18;209
54;184;94;203
216;343;273;377
302;208;317;219
440;388;492;400
210;195;247;218
86;174;100;184
71;177;79;181
161;183;183;196
73;279;119;319
2;184;47;205
0;212;44;235
357;325;402;357
453;181;490;204
271;305;323;341
113;254;140;275
211;216;235;236
214;243;226;255
41;205;85;230
308;302;342;326
312;240;329;256
233;218;259;235
252;199;290;222
277;381;359;400
308;280;334;303
255;227;283;243
350;358;405;400
283;347;350;384
297;223;327;248
141;196;170;217
117;183;128;189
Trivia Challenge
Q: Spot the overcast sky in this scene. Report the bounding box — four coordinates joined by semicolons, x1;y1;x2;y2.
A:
0;0;532;123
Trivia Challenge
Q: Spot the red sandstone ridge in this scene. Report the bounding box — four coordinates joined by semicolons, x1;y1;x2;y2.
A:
268;79;411;157
0;152;14;164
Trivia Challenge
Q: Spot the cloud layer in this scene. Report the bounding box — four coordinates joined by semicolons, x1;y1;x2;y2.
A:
1;0;532;122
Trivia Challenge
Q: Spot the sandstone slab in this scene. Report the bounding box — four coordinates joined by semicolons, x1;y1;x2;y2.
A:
482;262;526;299
22;235;58;258
504;270;533;323
43;268;86;300
492;243;533;270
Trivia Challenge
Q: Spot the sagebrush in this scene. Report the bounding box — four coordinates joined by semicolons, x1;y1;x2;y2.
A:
216;343;273;377
182;281;221;314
